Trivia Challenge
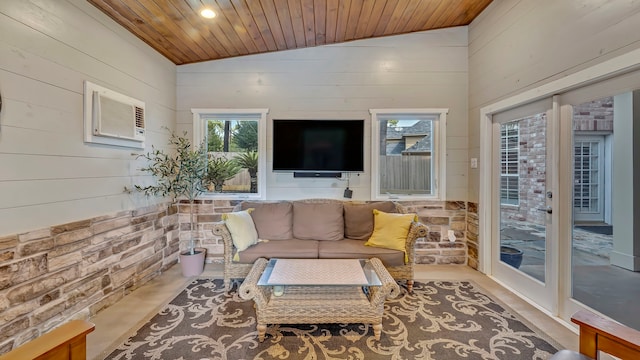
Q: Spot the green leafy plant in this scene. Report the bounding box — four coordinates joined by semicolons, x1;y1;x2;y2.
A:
205;156;242;192
135;131;208;255
233;151;258;192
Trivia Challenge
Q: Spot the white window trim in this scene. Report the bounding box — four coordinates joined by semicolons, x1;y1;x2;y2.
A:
500;122;520;206
191;108;269;200
369;108;448;201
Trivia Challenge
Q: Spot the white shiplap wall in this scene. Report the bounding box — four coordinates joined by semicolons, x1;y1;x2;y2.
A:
467;0;640;201
0;0;176;237
177;28;469;201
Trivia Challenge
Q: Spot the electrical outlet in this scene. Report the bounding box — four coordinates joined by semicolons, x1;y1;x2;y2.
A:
447;230;456;242
470;158;478;168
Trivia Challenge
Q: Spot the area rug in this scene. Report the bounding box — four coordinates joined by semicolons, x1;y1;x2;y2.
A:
104;279;559;359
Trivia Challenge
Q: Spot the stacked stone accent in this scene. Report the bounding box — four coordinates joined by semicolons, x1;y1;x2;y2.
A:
466;202;479;270
400;201;468;265
0;198;477;355
0;203;177;354
188;199;470;266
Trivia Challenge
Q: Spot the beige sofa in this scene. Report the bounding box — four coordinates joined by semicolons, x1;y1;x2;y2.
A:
211;199;428;292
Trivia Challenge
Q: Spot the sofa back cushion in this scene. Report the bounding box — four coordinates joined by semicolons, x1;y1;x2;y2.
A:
343;201;398;240
293;201;344;241
240;201;293;240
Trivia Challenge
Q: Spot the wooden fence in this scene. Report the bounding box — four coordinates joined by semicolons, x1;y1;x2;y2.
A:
379;155;431;194
207;152;252;192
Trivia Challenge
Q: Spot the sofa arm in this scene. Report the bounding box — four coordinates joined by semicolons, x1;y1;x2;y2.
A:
238;258;270;308
211;221;234;264
368;258;401;308
405;221;428;262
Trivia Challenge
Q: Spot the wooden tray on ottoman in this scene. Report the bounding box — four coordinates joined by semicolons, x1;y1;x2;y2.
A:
238;258;400;341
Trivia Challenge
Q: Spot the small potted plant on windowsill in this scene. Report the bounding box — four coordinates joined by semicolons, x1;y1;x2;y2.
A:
135;130;208;277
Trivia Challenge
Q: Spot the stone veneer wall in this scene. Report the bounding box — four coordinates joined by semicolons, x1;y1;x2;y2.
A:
187;199;471;266
0;198;480;355
0;203;178;354
466;202;479;270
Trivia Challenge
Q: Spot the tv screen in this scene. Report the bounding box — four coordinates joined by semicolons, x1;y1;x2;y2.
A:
272;119;364;172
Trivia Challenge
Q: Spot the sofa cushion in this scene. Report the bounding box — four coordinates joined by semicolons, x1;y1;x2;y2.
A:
236;239;319;263
292;201;344;241
365;210;417;262
222;209;258;252
343;201;397;240
240;201;293;240
318;239;405;267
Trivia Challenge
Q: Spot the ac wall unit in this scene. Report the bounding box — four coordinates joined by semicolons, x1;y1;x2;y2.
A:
83;81;146;149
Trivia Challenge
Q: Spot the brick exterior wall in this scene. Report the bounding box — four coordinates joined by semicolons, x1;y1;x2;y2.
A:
573;97;614;131
500;97;613;227
500;113;548;226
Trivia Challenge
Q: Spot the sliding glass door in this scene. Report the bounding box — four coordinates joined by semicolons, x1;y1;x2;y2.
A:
559;78;640;330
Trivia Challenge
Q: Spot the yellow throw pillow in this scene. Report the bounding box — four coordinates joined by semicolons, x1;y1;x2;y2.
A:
365;209;417;263
222;209;258;252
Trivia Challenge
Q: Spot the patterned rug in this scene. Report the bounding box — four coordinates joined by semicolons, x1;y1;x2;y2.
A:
105;279;559;359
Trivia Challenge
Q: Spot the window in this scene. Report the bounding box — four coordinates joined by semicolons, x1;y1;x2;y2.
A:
370;109;448;200
500;122;519;205
192;109;268;199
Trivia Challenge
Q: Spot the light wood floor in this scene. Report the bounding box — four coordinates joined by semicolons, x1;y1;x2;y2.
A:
86;263;579;360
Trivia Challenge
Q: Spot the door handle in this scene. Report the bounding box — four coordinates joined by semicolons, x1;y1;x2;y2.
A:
537;206;552;214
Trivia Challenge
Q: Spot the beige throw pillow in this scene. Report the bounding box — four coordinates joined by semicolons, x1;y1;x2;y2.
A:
293;201;344;241
222;209;258;252
343;201;398;240
241;201;293;240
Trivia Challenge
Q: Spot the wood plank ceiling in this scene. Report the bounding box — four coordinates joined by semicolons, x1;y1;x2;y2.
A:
88;0;493;65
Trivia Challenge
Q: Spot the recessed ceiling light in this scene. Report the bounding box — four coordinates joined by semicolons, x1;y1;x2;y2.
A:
200;8;216;19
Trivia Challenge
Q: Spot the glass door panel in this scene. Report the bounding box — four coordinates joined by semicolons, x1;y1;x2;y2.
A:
491;98;555;311
499;114;547;282
569;94;640;330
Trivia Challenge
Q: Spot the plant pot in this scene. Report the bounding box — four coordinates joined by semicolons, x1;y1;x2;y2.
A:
179;248;206;277
500;245;523;269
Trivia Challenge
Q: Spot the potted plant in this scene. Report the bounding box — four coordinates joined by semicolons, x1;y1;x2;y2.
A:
205;156;241;192
234;151;258;193
135;131;208;276
500;245;524;269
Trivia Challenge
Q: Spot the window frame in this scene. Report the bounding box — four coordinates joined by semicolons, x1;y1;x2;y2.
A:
191;108;268;200
500;122;520;206
370;108;448;201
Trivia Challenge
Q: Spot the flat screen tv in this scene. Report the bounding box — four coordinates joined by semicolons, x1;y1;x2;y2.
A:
272;119;364;173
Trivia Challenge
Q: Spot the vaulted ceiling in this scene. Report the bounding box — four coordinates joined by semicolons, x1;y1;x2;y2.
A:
88;0;493;65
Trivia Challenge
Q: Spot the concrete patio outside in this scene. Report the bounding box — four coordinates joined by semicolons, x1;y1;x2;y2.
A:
500;220;640;330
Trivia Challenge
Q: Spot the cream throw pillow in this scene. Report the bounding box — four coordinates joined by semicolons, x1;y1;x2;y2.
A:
222;209;258;252
365;209;417;263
